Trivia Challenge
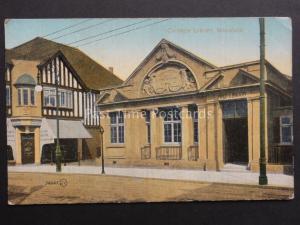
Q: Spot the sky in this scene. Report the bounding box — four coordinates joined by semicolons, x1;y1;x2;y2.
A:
5;18;292;80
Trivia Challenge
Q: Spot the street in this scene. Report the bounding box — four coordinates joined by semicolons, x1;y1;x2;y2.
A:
8;172;293;204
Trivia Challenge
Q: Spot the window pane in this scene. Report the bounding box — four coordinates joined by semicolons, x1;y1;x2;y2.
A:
173;123;182;142
281;117;291;125
118;111;124;123
110;112;117;124
173;108;181;121
147;124;151;143
18;89;21;105
23;89;28;105
236;100;247;117
111;126;117;143
118;126;124;143
194;121;198;143
6;86;10;106
282;127;292;143
164;124;172;142
222;101;236;118
145;110;150;122
30;89;35;105
50;96;56;106
61;92;65;106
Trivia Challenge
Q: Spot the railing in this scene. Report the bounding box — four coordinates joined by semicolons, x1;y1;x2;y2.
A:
141;145;151;160
268;144;293;165
188;145;199;161
156;146;182;160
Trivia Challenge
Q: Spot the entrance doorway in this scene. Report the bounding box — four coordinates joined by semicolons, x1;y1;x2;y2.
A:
221;99;248;165
21;133;35;164
223;118;248;164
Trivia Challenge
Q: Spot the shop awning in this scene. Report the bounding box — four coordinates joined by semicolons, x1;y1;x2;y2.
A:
46;119;92;139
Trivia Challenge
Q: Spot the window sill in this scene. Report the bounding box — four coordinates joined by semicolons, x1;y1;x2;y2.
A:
43;106;73;110
161;143;181;147
16;105;37;108
107;144;125;148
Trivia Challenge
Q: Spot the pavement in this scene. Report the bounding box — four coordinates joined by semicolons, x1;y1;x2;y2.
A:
8;164;294;188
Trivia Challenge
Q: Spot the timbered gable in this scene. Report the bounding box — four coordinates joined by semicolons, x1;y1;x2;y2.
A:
39;52;99;126
40;52;85;91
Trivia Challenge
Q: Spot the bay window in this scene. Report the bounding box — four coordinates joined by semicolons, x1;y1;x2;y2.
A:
17;87;35;106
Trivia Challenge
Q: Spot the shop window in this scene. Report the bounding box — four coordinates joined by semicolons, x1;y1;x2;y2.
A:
110;111;124;144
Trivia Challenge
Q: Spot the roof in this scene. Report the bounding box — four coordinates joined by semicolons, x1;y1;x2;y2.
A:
124;38;218;84
15;73;36;86
6;37;123;90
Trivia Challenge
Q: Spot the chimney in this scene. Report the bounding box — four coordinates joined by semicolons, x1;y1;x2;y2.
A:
108;67;114;73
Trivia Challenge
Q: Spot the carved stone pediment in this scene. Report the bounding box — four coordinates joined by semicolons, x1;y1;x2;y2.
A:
141;63;197;96
156;42;176;63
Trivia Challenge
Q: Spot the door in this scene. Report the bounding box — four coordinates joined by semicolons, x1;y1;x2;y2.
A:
223;118;248;164
221;99;248;164
21;133;35;164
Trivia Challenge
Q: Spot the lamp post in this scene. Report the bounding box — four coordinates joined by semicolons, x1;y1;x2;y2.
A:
98;106;105;174
100;125;105;174
259;17;268;185
54;70;62;172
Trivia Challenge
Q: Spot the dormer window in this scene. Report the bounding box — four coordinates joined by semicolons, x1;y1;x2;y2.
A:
14;74;36;106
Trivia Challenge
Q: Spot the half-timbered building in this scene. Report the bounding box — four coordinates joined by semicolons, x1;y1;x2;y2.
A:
5;37;122;164
97;39;293;173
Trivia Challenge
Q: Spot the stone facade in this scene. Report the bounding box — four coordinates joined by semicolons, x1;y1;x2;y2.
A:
97;39;293;173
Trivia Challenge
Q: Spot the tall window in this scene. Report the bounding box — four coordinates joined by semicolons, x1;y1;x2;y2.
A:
193;110;198;143
43;87;73;108
6;86;10;106
144;110;151;144
280;115;293;144
163;108;181;144
17;87;35;106
110;111;124;144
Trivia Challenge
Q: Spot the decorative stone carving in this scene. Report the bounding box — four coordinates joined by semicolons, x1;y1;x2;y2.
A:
142;65;197;96
156;42;176;63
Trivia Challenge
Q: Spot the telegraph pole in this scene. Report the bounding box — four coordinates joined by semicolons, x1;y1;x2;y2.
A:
259;17;268;185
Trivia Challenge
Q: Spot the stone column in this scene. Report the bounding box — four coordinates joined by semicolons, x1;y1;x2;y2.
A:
216;102;224;168
34;127;41;164
181;105;193;161
206;101;220;171
198;104;207;168
150;108;159;160
248;97;269;171
101;112;110;161
247;99;254;167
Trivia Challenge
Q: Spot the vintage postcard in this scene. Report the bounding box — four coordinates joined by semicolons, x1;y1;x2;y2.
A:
5;18;293;204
